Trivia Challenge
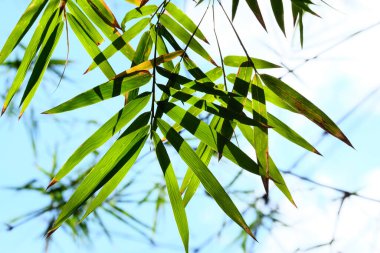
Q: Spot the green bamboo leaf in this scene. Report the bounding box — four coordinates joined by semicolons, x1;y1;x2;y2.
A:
49;94;151;184
81;130;148;221
48;125;149;235
150;26;175;71
114;50;184;78
0;0;48;64
260;74;353;147
75;0;136;60
251;75;269;193
232;0;239;20
245;0;266;30
86;0;121;29
165;2;209;43
19;20;64;118
268;113;320;154
67;13;115;79
67;1;104;45
1;0;60;114
224;55;280;69
152;132;189;253
157;119;256;240
270;0;286;35
158;85;266;128
86;18;150;73
121;5;157;31
227;73;297;112
159;14;216;65
43;71;151;114
157;101;260;175
127;30;153;101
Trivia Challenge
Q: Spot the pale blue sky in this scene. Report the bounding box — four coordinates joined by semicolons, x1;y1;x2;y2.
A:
1;1;380;253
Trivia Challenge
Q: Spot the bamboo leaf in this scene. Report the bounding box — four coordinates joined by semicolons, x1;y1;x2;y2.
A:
245;0;266;30
86;0;121;30
260;74;353;147
81;130;148;221
86;18;150;73
152;132;189;253
50;95;151;183
19;20;64;118
43;71;151;114
67;13;115;79
1;0;60;114
165;2;209;43
121;5;157;30
232;0;239;20
224;55;280;69
159;14;216;65
158;101;260;175
0;0;48;64
157;119;256;240
67;1;104;45
48;125;149;235
270;0;286;35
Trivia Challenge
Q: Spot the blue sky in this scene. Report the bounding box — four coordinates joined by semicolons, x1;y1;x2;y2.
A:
1;0;380;252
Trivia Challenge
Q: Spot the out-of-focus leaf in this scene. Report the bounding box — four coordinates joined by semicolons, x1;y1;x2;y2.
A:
152;132;189;253
0;0;48;64
50;94;151;183
19;20;64;117
260;74;353;147
165;2;208;43
157;119;256;240
43;71;151;114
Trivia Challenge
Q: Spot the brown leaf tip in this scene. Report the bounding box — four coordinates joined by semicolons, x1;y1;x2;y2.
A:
46;227;58;238
46;178;58;190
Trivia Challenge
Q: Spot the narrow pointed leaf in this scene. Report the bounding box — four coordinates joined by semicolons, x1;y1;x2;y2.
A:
260;74;352;147
86;0;121;29
152;132;189;253
157;119;255;239
86;18;150;73
44;71;151;113
245;0;266;30
67;13;115;79
224;55;280;69
158;101;260;175
159;14;216;65
48;125;149;234
19;20;64;117
270;0;286;35
0;0;48;64
2;0;59;113
121;5;157;30
52;94;151;182
232;0;239;20
67;1;104;45
165;2;208;43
